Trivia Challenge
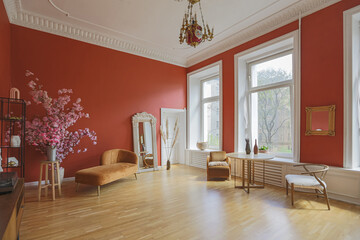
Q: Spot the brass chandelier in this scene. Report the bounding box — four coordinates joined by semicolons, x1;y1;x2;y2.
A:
179;0;214;47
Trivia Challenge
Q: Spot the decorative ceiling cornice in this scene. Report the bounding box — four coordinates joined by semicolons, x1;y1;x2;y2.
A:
186;0;341;67
3;0;340;68
3;0;187;67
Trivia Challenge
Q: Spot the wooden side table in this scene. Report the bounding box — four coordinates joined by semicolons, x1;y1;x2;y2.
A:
38;160;62;201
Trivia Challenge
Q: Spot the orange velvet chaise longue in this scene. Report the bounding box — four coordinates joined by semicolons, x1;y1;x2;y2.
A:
75;149;138;196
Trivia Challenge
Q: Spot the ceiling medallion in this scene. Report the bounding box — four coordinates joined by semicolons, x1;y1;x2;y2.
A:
179;0;214;48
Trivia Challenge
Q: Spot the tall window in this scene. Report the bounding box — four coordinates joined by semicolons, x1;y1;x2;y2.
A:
248;50;294;158
188;62;222;151
201;77;220;149
344;6;360;168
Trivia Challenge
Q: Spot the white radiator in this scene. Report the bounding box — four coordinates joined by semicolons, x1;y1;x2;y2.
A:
185;150;211;169
231;160;284;187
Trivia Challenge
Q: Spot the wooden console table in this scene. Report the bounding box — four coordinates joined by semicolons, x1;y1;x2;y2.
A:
227;153;274;193
0;178;25;240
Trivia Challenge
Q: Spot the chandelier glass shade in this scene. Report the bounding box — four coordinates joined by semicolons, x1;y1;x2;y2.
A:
179;0;214;47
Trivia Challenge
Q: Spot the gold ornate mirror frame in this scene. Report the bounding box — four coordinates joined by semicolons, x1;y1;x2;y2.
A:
305;105;336;136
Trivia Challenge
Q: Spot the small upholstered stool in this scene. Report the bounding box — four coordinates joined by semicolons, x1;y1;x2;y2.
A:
38;160;62;201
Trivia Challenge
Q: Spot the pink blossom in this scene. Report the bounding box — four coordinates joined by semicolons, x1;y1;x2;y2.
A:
25;71;97;162
28;80;36;88
25;70;34;77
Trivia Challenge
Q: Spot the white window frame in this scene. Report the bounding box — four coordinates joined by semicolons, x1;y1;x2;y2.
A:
247;49;294;158
234;31;300;162
200;75;220;149
187;61;223;150
344;5;360;169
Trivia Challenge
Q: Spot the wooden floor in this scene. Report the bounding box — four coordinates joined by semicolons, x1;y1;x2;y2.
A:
20;165;360;240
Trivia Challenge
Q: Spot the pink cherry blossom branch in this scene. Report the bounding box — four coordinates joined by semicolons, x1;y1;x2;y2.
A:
25;70;97;162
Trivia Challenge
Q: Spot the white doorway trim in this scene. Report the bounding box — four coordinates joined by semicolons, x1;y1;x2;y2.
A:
160;108;187;166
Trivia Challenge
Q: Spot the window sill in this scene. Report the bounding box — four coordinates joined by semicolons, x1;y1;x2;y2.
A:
267;157;295;164
268;157;360;173
186;149;217;152
330;166;360;173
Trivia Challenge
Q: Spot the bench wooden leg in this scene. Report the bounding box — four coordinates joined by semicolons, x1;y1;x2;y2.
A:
45;164;48;197
134;173;137;180
323;188;331;210
97;186;101;196
286;180;288;195
38;164;43;201
315;189;319;198
291;183;295;206
56;161;62;196
51;163;56;201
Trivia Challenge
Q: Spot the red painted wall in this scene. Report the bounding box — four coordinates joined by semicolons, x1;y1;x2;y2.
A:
0;0;11;97
299;0;357;167
11;26;186;182
187;0;360;167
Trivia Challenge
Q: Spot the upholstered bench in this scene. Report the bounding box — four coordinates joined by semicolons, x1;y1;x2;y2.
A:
75;149;138;196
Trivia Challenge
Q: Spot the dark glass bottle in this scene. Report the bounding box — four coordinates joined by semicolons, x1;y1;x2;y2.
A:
245;138;251;154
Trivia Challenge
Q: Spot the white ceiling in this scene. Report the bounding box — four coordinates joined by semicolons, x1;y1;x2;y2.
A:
4;0;339;66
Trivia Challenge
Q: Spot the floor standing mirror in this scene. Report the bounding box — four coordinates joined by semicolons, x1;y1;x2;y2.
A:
132;112;158;172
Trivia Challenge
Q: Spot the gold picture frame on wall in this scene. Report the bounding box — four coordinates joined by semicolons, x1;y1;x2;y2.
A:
305;105;336;136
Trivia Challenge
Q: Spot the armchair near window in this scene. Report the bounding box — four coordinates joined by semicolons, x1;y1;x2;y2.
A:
207;151;231;181
285;164;330;210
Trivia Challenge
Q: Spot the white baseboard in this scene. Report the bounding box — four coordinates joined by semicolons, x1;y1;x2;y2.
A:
25;177;75;186
328;192;360;205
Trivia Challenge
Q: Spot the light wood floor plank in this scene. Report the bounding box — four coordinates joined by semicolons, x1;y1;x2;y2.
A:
20;165;360;240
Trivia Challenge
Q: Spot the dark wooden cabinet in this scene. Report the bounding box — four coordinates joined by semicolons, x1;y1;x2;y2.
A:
0;179;24;240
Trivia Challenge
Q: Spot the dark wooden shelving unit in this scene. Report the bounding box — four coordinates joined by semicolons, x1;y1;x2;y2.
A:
0;97;26;177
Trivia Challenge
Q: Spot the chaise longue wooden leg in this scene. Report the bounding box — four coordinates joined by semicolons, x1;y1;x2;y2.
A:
134;173;137;180
97;186;101;196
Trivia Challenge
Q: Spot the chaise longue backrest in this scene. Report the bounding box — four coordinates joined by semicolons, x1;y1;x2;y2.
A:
101;149;138;166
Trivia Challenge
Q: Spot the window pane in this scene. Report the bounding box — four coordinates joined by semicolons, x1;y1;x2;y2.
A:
251;87;292;155
203;101;219;148
251;54;292;87
203;79;219;98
